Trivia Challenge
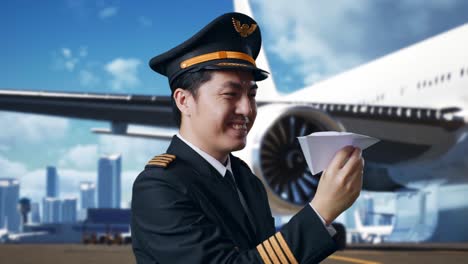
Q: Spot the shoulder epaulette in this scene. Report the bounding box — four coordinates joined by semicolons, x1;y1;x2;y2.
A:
146;153;176;168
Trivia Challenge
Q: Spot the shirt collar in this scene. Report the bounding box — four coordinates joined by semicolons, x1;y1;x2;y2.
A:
176;133;232;177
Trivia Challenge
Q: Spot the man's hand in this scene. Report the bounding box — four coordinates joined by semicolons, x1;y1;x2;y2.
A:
310;146;364;225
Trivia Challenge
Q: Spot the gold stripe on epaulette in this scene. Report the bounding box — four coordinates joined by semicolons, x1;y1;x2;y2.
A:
147;161;169;167
256;243;272;264
269;236;288;264
262;239;280;264
275;232;298;264
146;153;176;168
160;153;176;159
151;156;173;162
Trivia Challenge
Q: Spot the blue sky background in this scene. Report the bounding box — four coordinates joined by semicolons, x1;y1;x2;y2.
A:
1;0;467;208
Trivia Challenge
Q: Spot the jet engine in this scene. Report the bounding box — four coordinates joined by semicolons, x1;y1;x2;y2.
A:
239;104;345;215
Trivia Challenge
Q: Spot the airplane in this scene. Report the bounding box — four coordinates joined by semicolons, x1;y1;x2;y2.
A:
350;210;394;244
0;0;467;243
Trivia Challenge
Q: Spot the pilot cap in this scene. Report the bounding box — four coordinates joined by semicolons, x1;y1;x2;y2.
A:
149;12;269;86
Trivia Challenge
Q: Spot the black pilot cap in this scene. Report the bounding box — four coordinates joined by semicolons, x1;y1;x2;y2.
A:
149;12;269;86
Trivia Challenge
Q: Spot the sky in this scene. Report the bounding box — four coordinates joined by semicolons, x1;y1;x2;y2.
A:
1;0;467;208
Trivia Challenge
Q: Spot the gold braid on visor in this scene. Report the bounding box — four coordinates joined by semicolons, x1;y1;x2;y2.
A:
179;51;256;69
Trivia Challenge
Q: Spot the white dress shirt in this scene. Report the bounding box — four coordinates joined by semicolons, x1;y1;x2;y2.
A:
176;133;335;237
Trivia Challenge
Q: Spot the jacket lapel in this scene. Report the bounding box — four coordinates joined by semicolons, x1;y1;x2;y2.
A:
165;136;255;244
231;155;275;242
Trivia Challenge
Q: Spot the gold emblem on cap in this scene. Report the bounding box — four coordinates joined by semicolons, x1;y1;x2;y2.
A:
232;18;257;37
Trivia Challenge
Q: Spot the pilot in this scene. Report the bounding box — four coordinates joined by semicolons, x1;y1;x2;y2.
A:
131;12;364;264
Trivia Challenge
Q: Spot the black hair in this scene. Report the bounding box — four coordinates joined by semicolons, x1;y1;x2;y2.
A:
170;70;213;127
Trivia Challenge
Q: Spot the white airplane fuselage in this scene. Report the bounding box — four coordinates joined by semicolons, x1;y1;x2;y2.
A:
284;24;468;114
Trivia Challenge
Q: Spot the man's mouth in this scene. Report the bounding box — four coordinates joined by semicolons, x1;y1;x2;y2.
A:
231;116;249;130
231;123;247;130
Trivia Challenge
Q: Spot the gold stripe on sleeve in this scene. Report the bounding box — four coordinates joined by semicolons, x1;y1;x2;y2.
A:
269;236;289;264
275;232;298;264
256;243;272;264
263;239;281;264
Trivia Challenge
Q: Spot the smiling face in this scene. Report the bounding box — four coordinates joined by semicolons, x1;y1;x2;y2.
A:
175;70;258;162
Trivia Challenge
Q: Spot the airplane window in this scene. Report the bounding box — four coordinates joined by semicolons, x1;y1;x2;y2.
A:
447;73;451;80
378;107;383;114
406;108;411;117
422;80;426;87
428;80;432;86
417;82;420;89
397;108;402;116
417;110;421;119
461;68;465;77
441;75;445;82
434;77;438;84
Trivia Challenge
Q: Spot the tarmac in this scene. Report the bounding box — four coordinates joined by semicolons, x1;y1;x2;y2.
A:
0;243;467;264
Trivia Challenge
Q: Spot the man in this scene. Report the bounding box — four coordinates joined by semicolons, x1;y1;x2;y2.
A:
131;12;364;264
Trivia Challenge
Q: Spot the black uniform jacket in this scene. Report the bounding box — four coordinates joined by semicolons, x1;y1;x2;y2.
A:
131;136;337;263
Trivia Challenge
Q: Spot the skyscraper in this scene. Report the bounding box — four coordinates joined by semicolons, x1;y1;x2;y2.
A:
30;202;41;223
42;197;61;223
46;166;59;198
0;178;20;232
61;198;77;223
98;154;121;208
80;181;96;209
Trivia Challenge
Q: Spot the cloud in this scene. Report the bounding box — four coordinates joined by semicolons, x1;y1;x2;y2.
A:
18;167;96;204
0;112;69;144
53;47;81;72
105;58;141;90
253;0;468;86
79;69;100;87
58;144;98;169
138;16;152;27
0;155;28;179
99;6;118;19
62;48;72;58
98;132;170;170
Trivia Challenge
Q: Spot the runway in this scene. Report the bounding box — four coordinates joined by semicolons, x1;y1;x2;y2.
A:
323;243;468;264
0;244;467;263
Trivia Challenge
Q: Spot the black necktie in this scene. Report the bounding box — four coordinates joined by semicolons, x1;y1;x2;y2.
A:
224;170;256;233
224;170;239;194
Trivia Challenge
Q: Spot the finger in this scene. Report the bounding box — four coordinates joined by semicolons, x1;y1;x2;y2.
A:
343;148;363;173
346;168;363;194
328;145;355;171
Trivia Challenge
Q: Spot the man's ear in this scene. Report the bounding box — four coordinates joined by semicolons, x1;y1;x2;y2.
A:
173;88;192;116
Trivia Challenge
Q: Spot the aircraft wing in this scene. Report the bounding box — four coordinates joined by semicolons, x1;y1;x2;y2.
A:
1;89;466;161
0;89;176;137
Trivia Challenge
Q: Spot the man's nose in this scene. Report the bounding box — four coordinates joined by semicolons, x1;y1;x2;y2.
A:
235;94;253;116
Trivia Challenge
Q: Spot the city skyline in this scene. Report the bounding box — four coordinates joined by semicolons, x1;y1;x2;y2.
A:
2;1;467;216
0;153;125;232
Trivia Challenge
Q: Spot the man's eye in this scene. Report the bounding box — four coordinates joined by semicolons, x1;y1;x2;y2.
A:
223;93;236;97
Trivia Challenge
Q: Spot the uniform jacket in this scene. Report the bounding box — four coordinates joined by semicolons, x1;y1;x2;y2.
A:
131;136;337;263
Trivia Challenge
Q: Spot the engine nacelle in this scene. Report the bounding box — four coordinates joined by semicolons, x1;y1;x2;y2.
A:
236;104;344;215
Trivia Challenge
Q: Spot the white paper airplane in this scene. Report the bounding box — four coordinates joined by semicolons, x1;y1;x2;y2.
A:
298;131;380;174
